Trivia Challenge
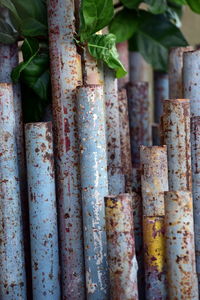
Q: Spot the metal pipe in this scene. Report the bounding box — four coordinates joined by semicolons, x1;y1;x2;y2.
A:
77;85;109;299
164;191;198;299
127;81;152;167
162;99;192;191
117;41;129;89
118;88;132;192
47;1;85;298
154;71;169;123
105;194;138;300
190;116;200;291
183;49;200;116
0;83;26;299
140;146;168;216
82;48;104;85
168;46;193;99
25;122;60;300
104;67;124;194
152;123;161;146
143;216;166;300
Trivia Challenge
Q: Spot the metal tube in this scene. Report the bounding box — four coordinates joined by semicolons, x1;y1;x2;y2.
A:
154;71;169;123
168;46;193;99
47;1;85;298
183;49;200;116
25;122;60;300
164;191;198;299
162;99;192;190
143;216;166;300
140;146;168;216
129;52;149;82
105;194;138;300
152;123;161;146
117;41;129;89
82;48;104;85
118;88;132;192
190;116;200;291
127;82;152;167
77;85;109;299
0;83;26;299
104;67;124;194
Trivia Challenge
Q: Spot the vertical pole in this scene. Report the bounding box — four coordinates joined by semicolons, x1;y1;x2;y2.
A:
191;116;200;291
118;88;132;192
162;99;192;191
0;83;26;299
117;41;129;89
183;49;200;116
154;71;169;123
127;82;152;167
77;85;109;299
164;191;198;299
105;194;138;300
168;46;193;99
25;122;60;299
104;67;124;194
47;1;85;298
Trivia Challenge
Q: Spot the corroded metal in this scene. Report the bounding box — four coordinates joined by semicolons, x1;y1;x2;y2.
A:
77;85;109;299
140;146;168;216
168;46;193;99
154;71;169;123
47;1;85;298
191;116;200;290
129;52;149;82
0;83;26;299
118;88;132;192
117;41;129;88
105;194;138;300
183;49;200;116
164;191;198;299
82;48;104;85
143;216;166;300
127;81;152;167
104;67;124;194
162;99;192;191
25;122;60;299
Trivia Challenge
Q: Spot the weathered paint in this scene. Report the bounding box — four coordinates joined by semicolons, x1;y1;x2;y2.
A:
140;146;168;216
162;99;192;191
164;191;198;299
129;52;149;82
154;71;169;123
105;194;138;300
25;122;60;299
118;88;132;192
82;48;104;85
183;49;200;116
190;116;200;291
0;83;26;299
117;41;129;89
143;216;166;300
104;67;124;194
168;46;193;99
127;81;152;167
77;85;109;299
47;0;85;298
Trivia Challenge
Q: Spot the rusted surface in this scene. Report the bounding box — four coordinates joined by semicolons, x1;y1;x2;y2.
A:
0;83;26;299
77;85;109;299
162;99;192;191
118;88;132;192
104;67;124;194
183;49;200;116
117;41;129;89
129;52;149;82
190;116;200;290
127;81;152;167
105;194;138;300
168;46;193;99
140;146;168;216
164;191;198;299
47;0;85;298
143;216;166;300
25;122;60;299
154;71;168;123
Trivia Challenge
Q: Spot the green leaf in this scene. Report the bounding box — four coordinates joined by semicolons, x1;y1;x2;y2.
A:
21;17;48;37
129;11;188;71
145;0;168;14
21;37;39;61
88;33;127;78
186;0;200;13
109;9;139;43
121;0;141;9
169;0;186;4
164;7;182;27
80;0;114;41
0;17;18;44
0;0;21;24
